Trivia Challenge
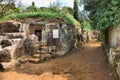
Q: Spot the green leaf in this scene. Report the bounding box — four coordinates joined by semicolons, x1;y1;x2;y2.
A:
111;0;119;5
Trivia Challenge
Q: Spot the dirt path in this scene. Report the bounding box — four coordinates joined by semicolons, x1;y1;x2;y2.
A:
0;39;116;80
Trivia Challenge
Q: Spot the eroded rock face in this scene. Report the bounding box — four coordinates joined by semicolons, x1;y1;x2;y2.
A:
116;63;120;78
24;34;39;56
0;49;11;62
108;48;120;65
108;48;116;66
41;23;81;54
0;22;20;33
0;39;12;48
2;60;20;69
13;34;40;59
108;47;120;79
13;41;25;59
0;63;4;71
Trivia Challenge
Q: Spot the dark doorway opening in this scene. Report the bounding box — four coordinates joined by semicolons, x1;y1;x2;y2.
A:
35;30;42;41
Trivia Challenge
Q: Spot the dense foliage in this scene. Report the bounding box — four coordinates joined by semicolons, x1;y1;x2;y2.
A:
84;0;120;30
0;0;16;18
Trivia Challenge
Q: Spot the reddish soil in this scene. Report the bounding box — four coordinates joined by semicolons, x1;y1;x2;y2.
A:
0;39;116;80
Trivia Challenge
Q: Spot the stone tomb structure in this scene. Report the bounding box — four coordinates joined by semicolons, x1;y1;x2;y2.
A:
0;19;81;69
29;21;79;55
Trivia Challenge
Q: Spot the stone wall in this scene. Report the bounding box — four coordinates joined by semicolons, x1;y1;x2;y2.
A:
109;24;120;48
106;24;120;79
108;47;120;79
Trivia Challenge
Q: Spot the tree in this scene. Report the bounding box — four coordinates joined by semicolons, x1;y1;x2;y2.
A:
61;7;73;15
32;1;35;7
84;0;120;30
81;20;91;31
26;1;37;12
73;0;79;21
49;0;64;13
17;0;25;9
0;0;15;18
40;7;51;12
15;0;25;13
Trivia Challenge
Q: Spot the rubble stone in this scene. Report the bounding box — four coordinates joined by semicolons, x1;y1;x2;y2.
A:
116;63;120;78
0;22;20;33
0;63;4;71
0;49;11;62
13;41;25;59
2;60;20;69
24;34;39;56
108;47;120;79
1;39;12;48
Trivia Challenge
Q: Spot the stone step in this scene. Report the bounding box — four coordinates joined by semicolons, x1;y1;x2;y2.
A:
40;54;52;60
32;54;40;58
41;47;48;49
37;50;48;54
22;58;40;64
40;47;48;50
